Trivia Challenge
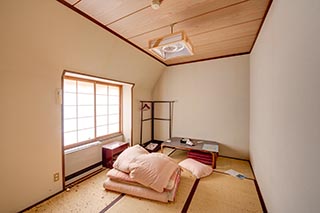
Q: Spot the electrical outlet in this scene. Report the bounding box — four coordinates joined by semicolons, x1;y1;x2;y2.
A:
53;173;59;182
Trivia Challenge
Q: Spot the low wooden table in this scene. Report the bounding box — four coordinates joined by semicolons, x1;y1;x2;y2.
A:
161;137;219;169
102;141;129;168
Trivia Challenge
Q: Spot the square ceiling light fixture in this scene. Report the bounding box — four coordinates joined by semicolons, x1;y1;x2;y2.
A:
149;31;194;60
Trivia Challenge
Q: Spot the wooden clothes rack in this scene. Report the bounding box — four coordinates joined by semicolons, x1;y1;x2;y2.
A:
140;100;174;151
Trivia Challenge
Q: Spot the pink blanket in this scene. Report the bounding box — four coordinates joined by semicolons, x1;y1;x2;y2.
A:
104;168;181;202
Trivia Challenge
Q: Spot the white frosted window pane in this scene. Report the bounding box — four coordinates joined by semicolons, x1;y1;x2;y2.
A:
64;131;77;146
78;117;94;130
96;94;108;105
97;125;108;137
78;106;94;118
64;79;76;92
96;106;108;116
78;81;94;93
64;106;76;119
109;96;119;105
64;119;77;132
96;115;108;126
78;128;94;141
109;114;119;124
109;86;119;96
96;84;108;95
78;94;94;105
109;105;119;114
64;92;76;105
108;124;119;134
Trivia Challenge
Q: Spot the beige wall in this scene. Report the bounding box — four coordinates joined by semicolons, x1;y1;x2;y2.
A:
0;0;164;212
250;1;320;212
153;55;250;159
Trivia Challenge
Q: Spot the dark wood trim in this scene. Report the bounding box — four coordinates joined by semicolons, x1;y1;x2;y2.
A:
61;70;66;189
140;100;175;103
94;81;97;138
249;0;273;52
153;118;171;121
119;85;123;134
73;0;82;6
66;168;106;188
168;52;250;66
130;85;134;146
181;179;200;213
139;101;143;145
65;162;102;182
64;75;124;88
142;118;152;121
55;0;167;66
249;161;268;213
18;190;64;212
151;102;155;141
64;70;134;86
99;193;125;213
169;102;172;138
219;154;250;162
253;179;268;213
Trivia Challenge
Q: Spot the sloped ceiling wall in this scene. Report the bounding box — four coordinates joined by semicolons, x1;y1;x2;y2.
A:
0;0;164;212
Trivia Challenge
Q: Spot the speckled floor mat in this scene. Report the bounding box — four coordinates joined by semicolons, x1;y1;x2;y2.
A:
24;169;118;213
25;148;263;213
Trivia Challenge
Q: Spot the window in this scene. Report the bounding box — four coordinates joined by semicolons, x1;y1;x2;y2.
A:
63;75;121;149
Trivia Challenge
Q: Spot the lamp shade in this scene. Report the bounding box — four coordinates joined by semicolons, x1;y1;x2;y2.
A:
149;31;194;60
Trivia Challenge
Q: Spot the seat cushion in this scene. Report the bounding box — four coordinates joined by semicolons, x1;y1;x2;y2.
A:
179;158;213;179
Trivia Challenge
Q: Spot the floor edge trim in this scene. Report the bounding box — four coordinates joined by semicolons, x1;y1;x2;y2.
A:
181;178;200;213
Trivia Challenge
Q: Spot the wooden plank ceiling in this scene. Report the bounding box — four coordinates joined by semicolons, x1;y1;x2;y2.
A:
58;0;272;66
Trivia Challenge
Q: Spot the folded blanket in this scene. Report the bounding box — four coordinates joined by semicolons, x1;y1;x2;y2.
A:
106;167;181;191
129;153;180;192
103;169;181;202
107;145;180;194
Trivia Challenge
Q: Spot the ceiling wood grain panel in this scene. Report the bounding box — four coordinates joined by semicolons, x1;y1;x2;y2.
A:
75;0;150;25
58;0;272;65
108;0;246;39
129;26;172;49
175;0;269;37
190;19;262;46
164;35;255;65
131;19;262;50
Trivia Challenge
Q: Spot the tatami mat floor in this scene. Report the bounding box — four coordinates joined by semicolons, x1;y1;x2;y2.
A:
25;149;263;213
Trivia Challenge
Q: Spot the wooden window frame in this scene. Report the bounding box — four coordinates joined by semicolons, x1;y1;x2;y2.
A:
63;75;123;150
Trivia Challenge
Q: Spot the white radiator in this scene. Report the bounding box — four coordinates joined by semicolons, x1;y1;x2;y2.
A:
64;141;102;186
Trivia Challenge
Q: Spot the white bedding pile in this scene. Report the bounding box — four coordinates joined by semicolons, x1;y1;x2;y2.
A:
103;145;181;202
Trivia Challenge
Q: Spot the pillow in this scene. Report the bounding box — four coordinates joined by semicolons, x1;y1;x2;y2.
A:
179;158;213;179
113;145;148;173
129;153;179;192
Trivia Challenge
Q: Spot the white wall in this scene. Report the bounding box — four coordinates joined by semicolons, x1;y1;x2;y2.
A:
153;55;250;159
0;0;164;212
250;1;320;212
